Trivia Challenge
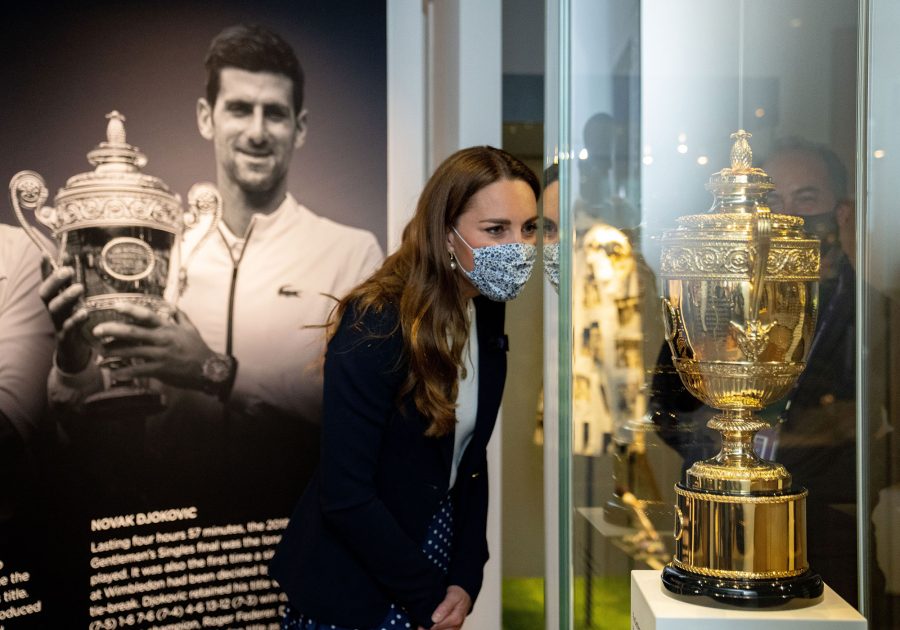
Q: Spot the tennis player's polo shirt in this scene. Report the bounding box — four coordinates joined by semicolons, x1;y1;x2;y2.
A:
177;193;383;424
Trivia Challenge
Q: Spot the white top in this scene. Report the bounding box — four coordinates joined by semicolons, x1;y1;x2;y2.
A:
449;299;479;489
49;194;383;424
0;225;55;441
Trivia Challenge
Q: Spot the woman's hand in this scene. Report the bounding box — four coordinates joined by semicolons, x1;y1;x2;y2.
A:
420;585;471;630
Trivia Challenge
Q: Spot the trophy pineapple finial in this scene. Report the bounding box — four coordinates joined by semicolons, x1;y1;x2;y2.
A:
106;111;127;145
704;130;774;207
729;129;753;173
88;111;148;171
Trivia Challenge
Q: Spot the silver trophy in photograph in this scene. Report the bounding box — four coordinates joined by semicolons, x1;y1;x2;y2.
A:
10;111;221;415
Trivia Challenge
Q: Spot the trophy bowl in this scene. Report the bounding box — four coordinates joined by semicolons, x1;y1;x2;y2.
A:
658;131;824;606
10;111;220;416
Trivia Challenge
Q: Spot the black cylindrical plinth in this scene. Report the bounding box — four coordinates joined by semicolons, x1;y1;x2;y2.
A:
662;564;824;608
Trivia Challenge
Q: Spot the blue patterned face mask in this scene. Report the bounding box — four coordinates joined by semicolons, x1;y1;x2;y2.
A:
452;227;536;302
542;242;560;293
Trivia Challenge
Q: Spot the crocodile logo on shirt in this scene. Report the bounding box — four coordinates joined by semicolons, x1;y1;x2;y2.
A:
277;285;301;297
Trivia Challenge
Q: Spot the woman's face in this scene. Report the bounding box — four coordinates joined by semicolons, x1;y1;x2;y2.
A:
447;178;539;287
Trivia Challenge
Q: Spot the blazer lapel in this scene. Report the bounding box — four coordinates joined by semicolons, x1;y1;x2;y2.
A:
438;428;455;475
471;297;507;454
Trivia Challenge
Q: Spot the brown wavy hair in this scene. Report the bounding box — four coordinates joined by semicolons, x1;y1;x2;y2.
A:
330;146;540;437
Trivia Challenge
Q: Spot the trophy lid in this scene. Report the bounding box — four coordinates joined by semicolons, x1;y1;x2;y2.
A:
660;131;819;281
85;110;149;172
665;130;809;235
47;111;183;234
705;129;774;204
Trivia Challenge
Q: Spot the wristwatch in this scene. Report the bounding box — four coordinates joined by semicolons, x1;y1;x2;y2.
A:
201;353;237;400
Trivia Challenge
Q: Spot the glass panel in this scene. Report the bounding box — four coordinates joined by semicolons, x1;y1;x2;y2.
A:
554;0;574;627
863;1;899;625
539;3;566;628
567;2;644;628
547;1;871;626
643;0;860;612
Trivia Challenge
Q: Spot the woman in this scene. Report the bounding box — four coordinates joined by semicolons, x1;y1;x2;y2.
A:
270;146;541;630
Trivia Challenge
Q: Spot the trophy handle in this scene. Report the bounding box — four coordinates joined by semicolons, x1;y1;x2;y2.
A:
748;205;771;323
9;171;58;268
176;182;223;300
661;298;692;360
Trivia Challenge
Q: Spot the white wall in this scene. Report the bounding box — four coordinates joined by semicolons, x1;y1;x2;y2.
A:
387;0;427;252
388;1;503;627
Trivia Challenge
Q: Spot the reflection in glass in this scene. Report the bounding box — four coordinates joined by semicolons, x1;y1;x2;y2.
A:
542;0;900;626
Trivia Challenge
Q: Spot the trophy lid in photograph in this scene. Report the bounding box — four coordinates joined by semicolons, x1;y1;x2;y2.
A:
37;111;183;235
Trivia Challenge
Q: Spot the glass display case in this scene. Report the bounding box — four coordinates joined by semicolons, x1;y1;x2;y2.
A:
543;0;898;627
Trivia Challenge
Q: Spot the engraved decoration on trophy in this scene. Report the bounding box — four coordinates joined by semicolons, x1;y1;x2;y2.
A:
10;111;222;414
658;130;824;606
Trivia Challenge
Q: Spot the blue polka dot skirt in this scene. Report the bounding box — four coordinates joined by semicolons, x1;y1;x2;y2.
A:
281;495;454;630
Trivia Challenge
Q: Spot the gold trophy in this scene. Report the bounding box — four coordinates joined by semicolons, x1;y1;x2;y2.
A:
10;111;221;414
658;131;824;605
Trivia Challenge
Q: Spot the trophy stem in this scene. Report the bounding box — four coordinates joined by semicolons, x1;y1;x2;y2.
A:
708;408;767;471
686;409;790;494
669;410;820;607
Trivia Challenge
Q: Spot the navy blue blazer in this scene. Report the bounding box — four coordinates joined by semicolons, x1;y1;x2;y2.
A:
269;296;508;629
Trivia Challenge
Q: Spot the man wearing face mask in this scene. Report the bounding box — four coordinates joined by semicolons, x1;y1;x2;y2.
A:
762;138;855;436
764;139;853;280
762;138;887;611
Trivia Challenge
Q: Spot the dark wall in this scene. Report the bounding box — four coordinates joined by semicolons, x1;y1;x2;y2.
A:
0;0;387;248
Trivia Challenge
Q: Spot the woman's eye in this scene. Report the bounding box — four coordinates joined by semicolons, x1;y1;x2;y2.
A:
485;225;504;235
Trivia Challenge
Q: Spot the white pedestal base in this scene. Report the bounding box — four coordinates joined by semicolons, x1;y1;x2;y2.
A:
631;570;867;630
